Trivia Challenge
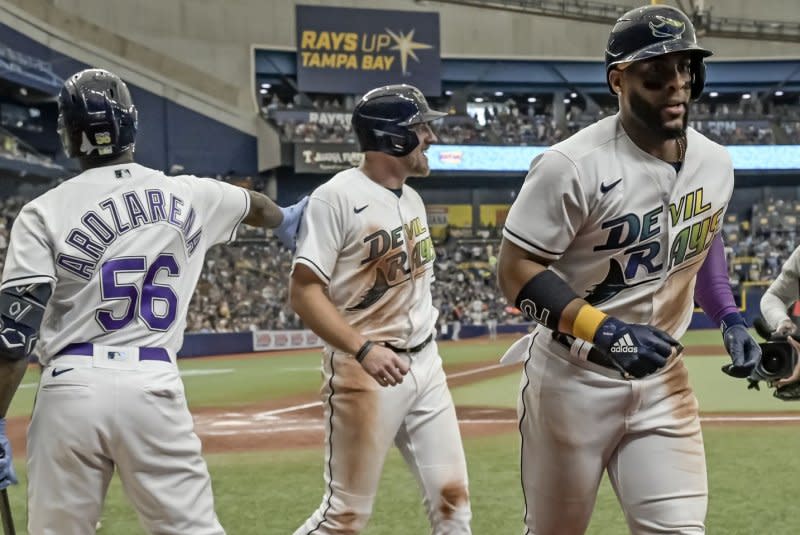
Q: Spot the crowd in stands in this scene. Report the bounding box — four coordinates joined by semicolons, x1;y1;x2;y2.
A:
0;131;62;169
0;188;792;333
723;198;800;301
266;93;800;147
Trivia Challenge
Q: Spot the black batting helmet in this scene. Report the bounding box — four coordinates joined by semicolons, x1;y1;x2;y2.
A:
605;5;712;99
352;84;445;157
57;68;138;159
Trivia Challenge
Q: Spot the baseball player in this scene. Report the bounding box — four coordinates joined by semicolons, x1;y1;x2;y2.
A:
0;68;307;535
290;85;471;534
497;6;760;534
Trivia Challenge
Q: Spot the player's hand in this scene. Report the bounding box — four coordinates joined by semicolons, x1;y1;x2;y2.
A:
275;196;309;251
358;344;410;387
720;313;762;379
592;317;681;379
0;418;18;490
774;318;797;337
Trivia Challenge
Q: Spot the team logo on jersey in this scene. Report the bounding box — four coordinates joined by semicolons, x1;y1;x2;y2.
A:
94;132;112;144
649;16;685;39
590;188;723;303
347;217;435;310
585;258;658;305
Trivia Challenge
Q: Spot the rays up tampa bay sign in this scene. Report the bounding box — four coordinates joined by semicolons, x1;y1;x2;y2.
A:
295;5;441;96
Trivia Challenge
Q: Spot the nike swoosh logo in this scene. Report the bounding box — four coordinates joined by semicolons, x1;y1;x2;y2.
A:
354;204;368;214
600;178;623;194
52;367;74;377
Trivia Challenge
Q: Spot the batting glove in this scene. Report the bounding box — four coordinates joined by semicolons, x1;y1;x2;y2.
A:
720;312;762;379
0;418;18;490
593;317;681;379
275;196;309;252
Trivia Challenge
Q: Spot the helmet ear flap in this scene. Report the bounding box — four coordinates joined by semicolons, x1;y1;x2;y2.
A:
690;56;706;100
371;125;419;156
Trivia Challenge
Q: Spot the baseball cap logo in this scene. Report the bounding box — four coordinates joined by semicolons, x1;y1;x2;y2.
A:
649;16;685;39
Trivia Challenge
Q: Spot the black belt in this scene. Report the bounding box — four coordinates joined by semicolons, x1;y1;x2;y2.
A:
552;333;619;371
382;333;433;354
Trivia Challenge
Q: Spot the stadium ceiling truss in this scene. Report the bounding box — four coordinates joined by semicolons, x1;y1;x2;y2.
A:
422;0;800;43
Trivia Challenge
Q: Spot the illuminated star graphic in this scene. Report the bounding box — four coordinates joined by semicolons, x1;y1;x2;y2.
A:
386;28;433;75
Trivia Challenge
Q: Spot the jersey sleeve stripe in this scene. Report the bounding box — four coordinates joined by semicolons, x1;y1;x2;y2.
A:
294;256;331;283
0;274;56;291
503;226;565;257
226;187;251;244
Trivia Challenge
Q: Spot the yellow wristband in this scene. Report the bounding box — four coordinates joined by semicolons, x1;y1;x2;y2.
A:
572;304;608;341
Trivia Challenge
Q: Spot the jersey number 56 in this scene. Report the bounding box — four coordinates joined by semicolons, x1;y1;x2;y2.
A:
97;254;179;332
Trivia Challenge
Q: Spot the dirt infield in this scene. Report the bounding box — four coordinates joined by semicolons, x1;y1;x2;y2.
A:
6;338;794;455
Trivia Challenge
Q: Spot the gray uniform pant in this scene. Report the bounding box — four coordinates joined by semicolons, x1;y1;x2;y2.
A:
294;342;471;534
518;336;707;535
28;357;224;535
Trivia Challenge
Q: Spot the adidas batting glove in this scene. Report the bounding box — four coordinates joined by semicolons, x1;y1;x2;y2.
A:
592;317;681;379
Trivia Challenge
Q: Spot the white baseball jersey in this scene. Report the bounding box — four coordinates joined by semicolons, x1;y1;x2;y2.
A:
504;113;733;534
504;114;733;341
291;167;470;534
760;245;800;328
293;167;437;349
1;162;249;363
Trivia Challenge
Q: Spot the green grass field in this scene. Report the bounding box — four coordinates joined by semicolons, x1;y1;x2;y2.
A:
5;330;799;534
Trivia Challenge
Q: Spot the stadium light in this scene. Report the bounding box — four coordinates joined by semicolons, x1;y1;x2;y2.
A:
775;90;785;97
742;93;751;100
709;91;719;98
570;92;578;98
445;90;453;96
494;91;504;96
259;88;268;94
474;97;484;103
260;83;271;89
527;97;537;103
563;98;571;104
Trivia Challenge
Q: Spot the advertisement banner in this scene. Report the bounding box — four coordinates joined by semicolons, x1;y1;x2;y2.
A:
294;142;362;173
252;329;323;352
295;5;441;95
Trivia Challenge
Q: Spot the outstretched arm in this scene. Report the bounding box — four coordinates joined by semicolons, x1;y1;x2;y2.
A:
243;191;308;250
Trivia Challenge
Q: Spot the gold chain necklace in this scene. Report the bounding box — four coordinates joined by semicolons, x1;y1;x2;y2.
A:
675;135;686;162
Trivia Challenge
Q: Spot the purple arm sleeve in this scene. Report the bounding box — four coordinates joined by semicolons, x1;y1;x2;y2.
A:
694;234;740;327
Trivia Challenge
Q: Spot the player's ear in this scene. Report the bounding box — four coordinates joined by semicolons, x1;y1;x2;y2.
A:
608;69;624;96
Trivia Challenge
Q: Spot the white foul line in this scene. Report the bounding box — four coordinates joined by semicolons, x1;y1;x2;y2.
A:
255;364;509;417
448;363;506;379
260;401;323;416
701;415;800;423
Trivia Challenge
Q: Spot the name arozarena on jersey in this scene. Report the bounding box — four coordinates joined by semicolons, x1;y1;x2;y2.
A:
57;188;202;280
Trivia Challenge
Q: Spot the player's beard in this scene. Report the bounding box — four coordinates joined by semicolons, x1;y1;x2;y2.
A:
405;147;431;177
629;90;688;139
